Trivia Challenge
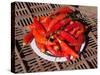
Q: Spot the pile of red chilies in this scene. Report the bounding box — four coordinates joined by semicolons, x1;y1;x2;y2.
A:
23;7;85;61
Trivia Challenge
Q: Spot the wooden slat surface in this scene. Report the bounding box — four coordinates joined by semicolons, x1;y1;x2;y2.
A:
12;2;97;73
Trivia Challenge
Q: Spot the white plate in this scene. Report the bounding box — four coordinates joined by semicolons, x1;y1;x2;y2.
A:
30;39;85;62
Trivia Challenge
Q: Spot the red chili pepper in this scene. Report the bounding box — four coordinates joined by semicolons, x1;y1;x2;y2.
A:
59;31;78;46
32;28;47;44
56;37;78;60
50;7;72;16
49;18;71;34
75;21;85;33
58;35;65;41
47;14;66;32
33;17;46;35
46;41;62;57
40;16;51;31
39;16;46;22
23;32;34;45
69;27;80;37
64;21;79;31
35;40;46;52
75;28;84;38
65;21;85;33
26;24;35;31
78;34;84;44
75;34;84;52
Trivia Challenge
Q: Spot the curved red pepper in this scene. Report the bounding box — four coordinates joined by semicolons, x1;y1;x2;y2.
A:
64;21;79;31
27;24;35;31
59;31;78;46
40;16;51;31
35;40;46;52
47;14;66;32
23;32;34;45
33;17;46;36
75;21;85;33
49;18;71;34
75;34;84;52
32;28;47;44
46;41;62;57
56;37;78;60
65;21;85;34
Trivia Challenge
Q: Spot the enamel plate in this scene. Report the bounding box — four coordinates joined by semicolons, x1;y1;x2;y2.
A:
30;39;85;62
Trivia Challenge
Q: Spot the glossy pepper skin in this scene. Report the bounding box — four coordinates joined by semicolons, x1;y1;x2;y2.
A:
35;40;46;52
59;31;78;46
75;21;85;33
65;21;85;34
27;17;47;44
69;27;80;39
39;16;51;31
64;21;79;31
47;14;66;32
46;40;62;57
23;32;34;45
33;17;46;36
32;28;47;44
75;34;84;52
27;24;35;31
49;18;71;34
56;38;78;60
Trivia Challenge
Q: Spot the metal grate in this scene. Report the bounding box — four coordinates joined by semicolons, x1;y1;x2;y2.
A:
11;2;97;73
